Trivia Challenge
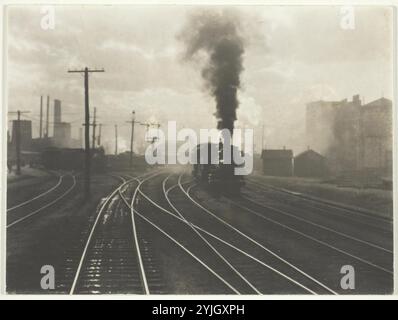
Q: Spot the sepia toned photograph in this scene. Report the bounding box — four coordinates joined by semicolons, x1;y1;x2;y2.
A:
3;3;394;295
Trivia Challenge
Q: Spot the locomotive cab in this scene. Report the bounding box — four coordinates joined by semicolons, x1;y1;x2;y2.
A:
192;142;244;194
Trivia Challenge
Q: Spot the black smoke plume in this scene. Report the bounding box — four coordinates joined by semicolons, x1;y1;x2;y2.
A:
179;10;244;133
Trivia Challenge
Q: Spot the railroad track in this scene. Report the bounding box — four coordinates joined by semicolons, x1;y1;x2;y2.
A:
70;170;241;294
185;176;392;293
69;173;156;294
130;172;240;294
135;172;336;294
7;173;64;212
242;179;393;258
163;174;262;294
176;174;339;294
227;195;393;274
247;178;392;228
64;169;392;294
7;173;77;228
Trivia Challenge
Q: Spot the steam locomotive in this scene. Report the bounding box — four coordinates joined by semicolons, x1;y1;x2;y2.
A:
192;142;244;194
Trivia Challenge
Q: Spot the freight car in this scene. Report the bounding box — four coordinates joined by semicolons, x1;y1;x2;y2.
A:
41;147;107;172
192;142;244;194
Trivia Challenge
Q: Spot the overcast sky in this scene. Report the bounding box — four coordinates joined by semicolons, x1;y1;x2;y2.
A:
6;5;393;154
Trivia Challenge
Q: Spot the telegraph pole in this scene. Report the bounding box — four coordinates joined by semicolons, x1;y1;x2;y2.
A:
98;123;102;146
156;123;161;143
139;122;160;145
92;107;97;150
68;67;105;198
126;110;136;168
39;96;43;139
45;95;49;138
9;110;30;175
114;124;118;155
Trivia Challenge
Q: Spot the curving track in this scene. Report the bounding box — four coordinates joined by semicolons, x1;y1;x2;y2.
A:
69;173;155;294
7;174;64;212
128;172;243;294
246;178;392;231
185;174;393;294
133;172;335;294
7;174;77;228
69;171;250;294
165;173;336;294
8;168;392;294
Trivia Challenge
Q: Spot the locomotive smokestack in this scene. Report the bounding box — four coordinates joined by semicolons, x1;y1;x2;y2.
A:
179;10;244;134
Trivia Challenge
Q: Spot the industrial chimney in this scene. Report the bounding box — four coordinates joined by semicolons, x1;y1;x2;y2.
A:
54;99;61;124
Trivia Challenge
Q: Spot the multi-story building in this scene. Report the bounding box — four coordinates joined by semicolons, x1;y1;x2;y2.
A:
11;120;32;151
360;97;392;173
306;100;343;155
306;94;392;175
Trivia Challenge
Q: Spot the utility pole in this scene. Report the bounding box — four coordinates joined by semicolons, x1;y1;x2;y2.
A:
114;124;118;155
39;96;43;139
140;122;160;145
8;110;30;175
83;116;99;148
261;122;265;151
126;110;136;168
153;123;161;144
92;107;97;150
45;95;49;138
68;67;105;198
97;123;102;146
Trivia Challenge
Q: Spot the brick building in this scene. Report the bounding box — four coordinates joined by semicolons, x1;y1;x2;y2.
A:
306;95;392;176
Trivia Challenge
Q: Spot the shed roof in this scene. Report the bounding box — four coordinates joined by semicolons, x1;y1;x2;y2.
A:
261;149;293;159
294;149;325;160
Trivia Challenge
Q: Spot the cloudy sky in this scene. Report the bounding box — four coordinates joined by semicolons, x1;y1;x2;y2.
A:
6;5;393;154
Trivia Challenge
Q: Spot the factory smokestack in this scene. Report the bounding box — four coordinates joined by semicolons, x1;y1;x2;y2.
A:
54;99;61;124
179;10;244;134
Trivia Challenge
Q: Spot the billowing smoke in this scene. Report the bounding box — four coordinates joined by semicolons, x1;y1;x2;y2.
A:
179;10;244;133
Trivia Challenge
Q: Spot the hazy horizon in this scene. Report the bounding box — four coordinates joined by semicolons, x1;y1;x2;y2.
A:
6;5;393;154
